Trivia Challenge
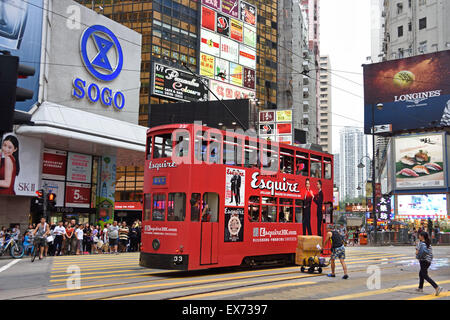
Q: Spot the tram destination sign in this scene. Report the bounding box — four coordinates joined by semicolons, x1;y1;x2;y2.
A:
151;63;209;102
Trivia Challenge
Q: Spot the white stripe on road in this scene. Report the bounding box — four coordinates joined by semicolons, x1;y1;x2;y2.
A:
0;259;21;273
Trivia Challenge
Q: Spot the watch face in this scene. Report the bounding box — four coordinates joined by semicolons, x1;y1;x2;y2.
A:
228;215;241;236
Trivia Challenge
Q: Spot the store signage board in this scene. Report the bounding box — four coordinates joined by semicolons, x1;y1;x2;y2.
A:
202;6;216;31
42;148;67;181
230;63;243;86
67;152;92;184
200;28;221;57
243;24;256;48
240;1;256;25
215;58;230;83
200;53;215;78
65;182;91;208
202;0;221;11
152;63;209;102
243;67;255;89
220;36;239;63
221;0;239;19
239;44;256;69
209;79;255;100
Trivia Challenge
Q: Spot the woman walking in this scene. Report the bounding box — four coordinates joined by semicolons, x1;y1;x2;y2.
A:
415;231;443;296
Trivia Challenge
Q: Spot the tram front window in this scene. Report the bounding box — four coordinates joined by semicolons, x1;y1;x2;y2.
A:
153;134;173;159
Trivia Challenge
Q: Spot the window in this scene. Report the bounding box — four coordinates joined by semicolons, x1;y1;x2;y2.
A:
397;25;403;37
146;136;152;160
248;196;260;222
296;151;309;176
152;194;166;221
144;193;151;221
244;139;259;168
153;134;172;158
310;155;322;178
195;131;208;162
280;148;294;174
278;198;293;223
190;193;201;222
397;2;403;15
202;192;219;222
223;136;242;166
324;157;332;180
168;193;186;221
262;144;278;172
295;199;303;223
174;131;189;158
261;205;276;222
208;131;222;164
419;17;427;30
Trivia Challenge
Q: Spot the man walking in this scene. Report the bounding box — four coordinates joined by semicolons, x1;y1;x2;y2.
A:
108;221;120;254
53;221;66;256
119;221;129;253
323;224;349;279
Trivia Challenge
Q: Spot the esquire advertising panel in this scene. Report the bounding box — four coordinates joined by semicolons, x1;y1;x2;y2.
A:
363;50;450;134
394;133;446;189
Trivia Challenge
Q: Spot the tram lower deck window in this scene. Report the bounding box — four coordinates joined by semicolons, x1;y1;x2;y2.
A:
152;194;166;221
261;205;276;222
168;193;186;221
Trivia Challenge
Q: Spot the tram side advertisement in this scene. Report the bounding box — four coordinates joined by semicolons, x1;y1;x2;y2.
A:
224;208;244;242
225;168;245;207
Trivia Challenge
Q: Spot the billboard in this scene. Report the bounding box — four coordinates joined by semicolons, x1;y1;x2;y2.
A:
363;50;450;134
221;0;239;19
202;6;216;31
259;109;294;144
152;63;209;102
0;0;43;112
200;28;221;57
66;152;93;184
209;79;255;100
42;149;67;181
397;194;447;218
394;133;446;189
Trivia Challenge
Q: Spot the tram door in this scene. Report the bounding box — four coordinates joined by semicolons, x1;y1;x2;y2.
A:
200;193;219;265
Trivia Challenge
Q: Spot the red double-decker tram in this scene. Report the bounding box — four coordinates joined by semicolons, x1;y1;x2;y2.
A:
140;123;333;271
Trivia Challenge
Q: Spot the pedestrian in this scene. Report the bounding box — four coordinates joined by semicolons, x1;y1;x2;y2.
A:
129;221;139;252
323;224;349;279
102;223;109;253
108;221;119;254
70;221;78;255
64;222;73;255
11;224;21;244
53;221;66;256
415;231;443;296
32;217;50;260
75;224;84;255
434;224;440;244
119;221;129;253
47;224;56;256
83;223;92;254
23;231;33;255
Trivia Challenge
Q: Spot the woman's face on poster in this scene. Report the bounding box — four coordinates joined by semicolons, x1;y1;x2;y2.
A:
2;140;17;156
305;180;310;189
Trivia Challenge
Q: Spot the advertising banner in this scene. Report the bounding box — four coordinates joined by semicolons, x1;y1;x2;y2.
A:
67;152;92;184
202;0;221;11
239;45;256;69
216;13;230;36
152;63;209;102
42;180;65;207
260;111;275;122
276;110;293;122
397;194;447;218
240;1;257;25
278;136;293;145
65;182;91;208
229;63;243;86
224;207;244;242
225;167;245;207
209;79;255;100
96;156;116;226
259;124;275;135
230;18;243;42
243;67;256;89
220;36;239;63
221;0;239;19
215;58;230;82
42;149;67;181
0;0;43;112
1;133;42;196
243;24;256;48
200;53;215;78
363;50;450;134
201;6;216;31
200;28;221;57
277;123;292;134
394;133;445;189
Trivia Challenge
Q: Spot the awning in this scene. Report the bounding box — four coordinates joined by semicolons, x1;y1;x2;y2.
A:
15;102;147;165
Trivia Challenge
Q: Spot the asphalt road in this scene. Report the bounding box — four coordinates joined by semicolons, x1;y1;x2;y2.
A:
0;246;448;301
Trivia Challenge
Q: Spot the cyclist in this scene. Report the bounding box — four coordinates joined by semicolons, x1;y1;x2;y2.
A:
33;217;50;260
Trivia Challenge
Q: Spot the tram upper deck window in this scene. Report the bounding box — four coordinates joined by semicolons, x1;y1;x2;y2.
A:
146;136;152;160
152;193;166;221
195;131;208;162
296;151;309;176
310;154;322;178
244;139;259;168
190;193;201;222
223;136;242;166
144;193;151;221
280;148;294;174
262;144;278;172
324;157;332;180
168;193;186;221
153;134;172;159
208;132;222;164
174;132;189;158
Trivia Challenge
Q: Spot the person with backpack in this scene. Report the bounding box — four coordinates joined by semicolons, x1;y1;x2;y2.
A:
323;224;349;279
415;231;443;296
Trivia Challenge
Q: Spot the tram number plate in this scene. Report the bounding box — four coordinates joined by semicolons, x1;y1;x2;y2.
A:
173;255;183;263
153;176;166;185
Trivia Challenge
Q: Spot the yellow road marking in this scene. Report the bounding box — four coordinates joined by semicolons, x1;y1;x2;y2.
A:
52;259;139;266
51;265;145;274
409;291;450;300
51;262;139;271
322;280;450;300
49;270;164;283
50;269;149;278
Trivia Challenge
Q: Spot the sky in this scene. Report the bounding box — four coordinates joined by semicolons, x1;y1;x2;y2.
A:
319;0;373;154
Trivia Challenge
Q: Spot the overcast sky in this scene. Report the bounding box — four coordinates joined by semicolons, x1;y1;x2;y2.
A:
320;0;372;154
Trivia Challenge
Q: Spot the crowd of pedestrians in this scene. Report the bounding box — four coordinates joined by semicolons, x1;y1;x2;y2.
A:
4;219;142;256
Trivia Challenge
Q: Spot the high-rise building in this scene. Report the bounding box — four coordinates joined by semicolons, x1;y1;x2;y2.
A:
381;0;450;61
277;0;317;144
333;152;340;189
339;127;369;201
318;55;332;152
370;0;384;63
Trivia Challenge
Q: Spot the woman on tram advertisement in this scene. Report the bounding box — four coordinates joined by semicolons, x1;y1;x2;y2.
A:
302;178;314;235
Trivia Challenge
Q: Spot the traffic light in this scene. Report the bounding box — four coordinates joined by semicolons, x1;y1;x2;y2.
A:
32;189;45;212
0;52;35;132
47;192;57;212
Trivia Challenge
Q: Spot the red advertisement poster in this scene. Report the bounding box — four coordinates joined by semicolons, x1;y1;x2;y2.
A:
42;149;67;181
277;123;292;134
201;6;215;31
65;182;91;208
243;67;255;89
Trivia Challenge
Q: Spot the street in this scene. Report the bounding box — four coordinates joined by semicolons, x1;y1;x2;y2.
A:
0;246;448;301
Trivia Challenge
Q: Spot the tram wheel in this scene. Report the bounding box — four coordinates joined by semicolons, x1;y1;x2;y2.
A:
318;267;323;274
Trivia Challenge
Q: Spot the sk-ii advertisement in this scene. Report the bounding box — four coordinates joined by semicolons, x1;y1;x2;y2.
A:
363;50;450;134
46;0;141;124
0;0;43;112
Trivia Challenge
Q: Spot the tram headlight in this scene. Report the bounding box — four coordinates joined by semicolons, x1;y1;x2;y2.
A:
152;239;160;250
